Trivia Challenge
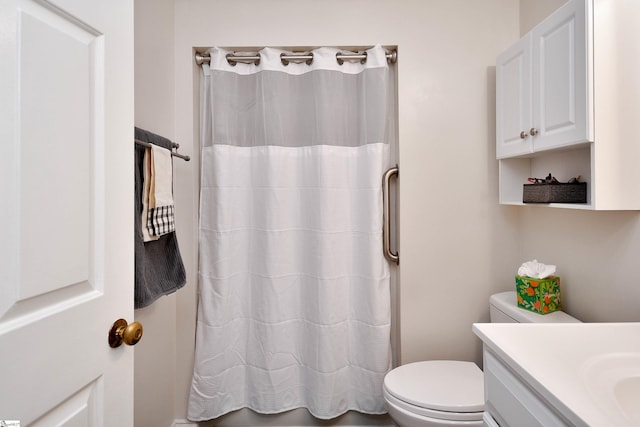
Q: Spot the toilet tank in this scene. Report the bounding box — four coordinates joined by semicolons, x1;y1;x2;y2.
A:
489;291;581;323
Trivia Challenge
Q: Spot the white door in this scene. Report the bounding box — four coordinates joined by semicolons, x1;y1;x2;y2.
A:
0;0;134;425
531;0;590;152
496;35;532;159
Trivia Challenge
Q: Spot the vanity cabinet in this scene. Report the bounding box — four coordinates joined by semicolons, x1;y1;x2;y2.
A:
483;350;571;427
474;323;640;426
496;0;640;210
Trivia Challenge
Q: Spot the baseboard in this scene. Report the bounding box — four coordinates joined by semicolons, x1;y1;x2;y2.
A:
172;418;395;427
172;423;394;427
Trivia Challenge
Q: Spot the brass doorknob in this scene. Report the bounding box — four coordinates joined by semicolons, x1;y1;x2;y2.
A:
108;319;143;348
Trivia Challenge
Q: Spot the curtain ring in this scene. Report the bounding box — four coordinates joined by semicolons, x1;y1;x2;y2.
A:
336;51;367;65
226;53;237;67
226;53;261;66
280;52;313;66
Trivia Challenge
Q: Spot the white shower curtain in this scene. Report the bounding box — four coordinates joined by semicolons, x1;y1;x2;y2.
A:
188;45;394;421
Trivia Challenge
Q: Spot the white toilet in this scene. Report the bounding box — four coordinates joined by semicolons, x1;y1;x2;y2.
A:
383;291;580;427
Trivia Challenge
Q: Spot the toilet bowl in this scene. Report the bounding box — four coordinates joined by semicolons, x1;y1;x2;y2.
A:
383;360;484;427
383;291;580;426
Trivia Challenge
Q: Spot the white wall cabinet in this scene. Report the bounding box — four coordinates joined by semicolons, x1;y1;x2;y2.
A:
497;0;589;159
496;0;640;210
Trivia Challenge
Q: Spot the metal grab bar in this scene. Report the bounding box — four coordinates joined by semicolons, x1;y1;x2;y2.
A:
383;166;399;264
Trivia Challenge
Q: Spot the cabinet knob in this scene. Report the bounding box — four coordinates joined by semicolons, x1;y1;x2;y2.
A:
529;128;538;136
520;131;528;140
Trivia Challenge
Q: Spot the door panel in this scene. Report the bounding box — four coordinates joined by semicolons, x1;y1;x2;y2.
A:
29;378;101;427
532;0;589;151
0;0;133;425
13;0;99;308
18;2;96;300
496;35;532;159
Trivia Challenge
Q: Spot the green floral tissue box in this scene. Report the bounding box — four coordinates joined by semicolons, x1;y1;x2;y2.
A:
515;275;561;314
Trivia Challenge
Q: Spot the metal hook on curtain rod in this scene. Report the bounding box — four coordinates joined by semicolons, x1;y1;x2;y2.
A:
194;48;397;67
135;139;191;161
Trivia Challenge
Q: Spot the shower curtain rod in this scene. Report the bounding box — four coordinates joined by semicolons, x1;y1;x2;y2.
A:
135;139;191;161
194;49;397;66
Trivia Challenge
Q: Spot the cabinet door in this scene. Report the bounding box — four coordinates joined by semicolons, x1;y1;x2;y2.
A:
496;36;532;159
484;350;570;426
531;0;590;152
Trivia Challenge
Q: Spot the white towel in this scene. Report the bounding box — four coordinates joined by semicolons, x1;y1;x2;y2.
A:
141;147;159;242
142;145;175;241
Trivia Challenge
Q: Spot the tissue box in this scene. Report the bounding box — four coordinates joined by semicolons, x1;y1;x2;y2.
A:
515;275;561;314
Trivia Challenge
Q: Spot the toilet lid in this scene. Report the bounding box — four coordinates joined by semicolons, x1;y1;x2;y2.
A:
383;360;484;413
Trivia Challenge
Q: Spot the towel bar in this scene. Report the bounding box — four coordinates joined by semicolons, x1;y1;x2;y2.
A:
135;139;190;161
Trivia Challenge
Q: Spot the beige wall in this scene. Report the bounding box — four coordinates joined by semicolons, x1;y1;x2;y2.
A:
518;0;640;323
133;0;180;426
132;1;640;425
520;0;568;35
171;0;521;424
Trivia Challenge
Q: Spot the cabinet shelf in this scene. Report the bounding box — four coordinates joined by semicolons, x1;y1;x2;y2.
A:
499;145;592;208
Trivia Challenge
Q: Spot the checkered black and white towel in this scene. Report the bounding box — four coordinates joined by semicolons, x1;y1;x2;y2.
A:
142;144;175;241
148;204;176;237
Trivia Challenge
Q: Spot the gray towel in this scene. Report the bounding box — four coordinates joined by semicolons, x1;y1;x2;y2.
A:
134;127;186;309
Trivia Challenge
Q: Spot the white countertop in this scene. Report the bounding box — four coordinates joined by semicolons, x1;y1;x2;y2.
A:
473;322;640;427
